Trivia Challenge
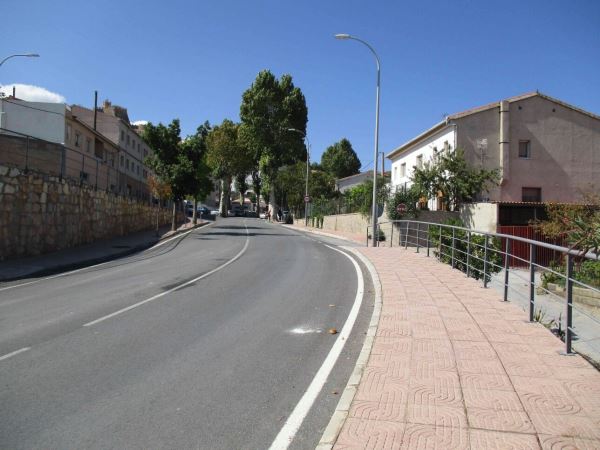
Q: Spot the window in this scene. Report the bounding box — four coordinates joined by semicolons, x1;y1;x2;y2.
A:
144;149;148;157
75;132;80;147
66;125;72;141
519;140;531;158
522;187;541;202
433;146;438;160
393;167;397;181
126;134;130;145
416;155;423;169
400;163;406;177
120;155;124;167
86;138;91;153
444;141;449;151
121;130;125;141
126;159;130;170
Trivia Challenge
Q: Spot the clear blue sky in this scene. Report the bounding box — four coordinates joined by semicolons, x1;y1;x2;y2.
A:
2;0;599;171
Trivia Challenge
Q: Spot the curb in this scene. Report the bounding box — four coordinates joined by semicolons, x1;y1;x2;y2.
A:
0;222;209;282
281;224;364;246
316;246;383;449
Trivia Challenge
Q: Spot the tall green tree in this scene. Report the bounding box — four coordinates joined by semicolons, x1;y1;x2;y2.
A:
411;148;499;211
239;70;308;215
321;138;361;179
206;119;253;217
143;119;190;230
180;122;213;224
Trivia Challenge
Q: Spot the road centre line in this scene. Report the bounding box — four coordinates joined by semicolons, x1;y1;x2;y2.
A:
269;244;364;450
83;222;248;327
0;347;31;362
0;224;209;293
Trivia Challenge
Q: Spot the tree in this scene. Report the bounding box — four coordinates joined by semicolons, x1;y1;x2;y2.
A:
411;148;499;211
321;138;361;179
239;70;308;216
147;174;172;234
143;119;189;231
206;119;253;217
386;185;421;220
343;175;390;219
180;122;213;225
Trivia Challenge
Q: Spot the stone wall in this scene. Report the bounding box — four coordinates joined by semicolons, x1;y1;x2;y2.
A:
0;164;175;260
321;213;370;234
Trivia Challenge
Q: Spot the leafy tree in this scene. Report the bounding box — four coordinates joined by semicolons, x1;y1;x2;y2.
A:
386;185;421;220
180;122;213;224
321;138;361;179
143;119;191;230
206;119;253;217
411;148;499;211
239;70;308;215
343;175;390;219
534;191;600;256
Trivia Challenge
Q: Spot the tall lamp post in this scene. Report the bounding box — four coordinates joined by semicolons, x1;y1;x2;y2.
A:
335;34;380;247
0;53;40;68
287;128;310;226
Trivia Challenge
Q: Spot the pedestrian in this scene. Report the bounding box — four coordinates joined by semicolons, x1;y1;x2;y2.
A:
277;209;282;222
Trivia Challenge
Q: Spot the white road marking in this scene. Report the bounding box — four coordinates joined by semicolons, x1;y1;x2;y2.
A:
269;244;364;450
289;327;322;334
0;225;211;293
83;222;249;327
0;347;31;362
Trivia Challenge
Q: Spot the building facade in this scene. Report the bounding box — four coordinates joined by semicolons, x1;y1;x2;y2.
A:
387;92;600;210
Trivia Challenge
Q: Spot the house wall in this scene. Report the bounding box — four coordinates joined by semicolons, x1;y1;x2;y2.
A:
389;126;456;209
0;99;66;144
503;96;600;202
460;203;498;233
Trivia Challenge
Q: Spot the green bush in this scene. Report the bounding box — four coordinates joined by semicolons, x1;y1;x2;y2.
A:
542;260;600;289
429;218;502;282
368;228;386;242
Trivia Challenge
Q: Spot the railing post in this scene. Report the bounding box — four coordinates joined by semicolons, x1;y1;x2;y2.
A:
376;223;380;247
466;231;471;278
390;222;394;248
565;254;574;354
503;239;511;301
416;223;420;253
366;226;369;247
528;243;535;322
438;226;442;261
483;235;489;288
426;224;430;257
404;221;409;249
451;228;456;268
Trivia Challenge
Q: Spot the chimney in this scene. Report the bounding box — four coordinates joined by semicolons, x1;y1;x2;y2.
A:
499;100;510;185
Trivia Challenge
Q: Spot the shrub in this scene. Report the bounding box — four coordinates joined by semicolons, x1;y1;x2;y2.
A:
429;218;502;282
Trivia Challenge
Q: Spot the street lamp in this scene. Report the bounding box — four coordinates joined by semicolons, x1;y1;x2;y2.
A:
287;128;310;226
0;53;40;68
335;33;381;247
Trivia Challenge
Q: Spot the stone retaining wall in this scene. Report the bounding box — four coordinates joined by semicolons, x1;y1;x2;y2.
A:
0;164;175;260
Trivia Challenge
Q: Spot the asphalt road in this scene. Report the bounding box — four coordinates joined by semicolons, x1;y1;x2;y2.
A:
0;218;373;449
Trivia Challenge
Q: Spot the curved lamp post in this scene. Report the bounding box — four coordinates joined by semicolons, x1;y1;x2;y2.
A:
287;128;310;226
0;53;40;68
335;33;380;247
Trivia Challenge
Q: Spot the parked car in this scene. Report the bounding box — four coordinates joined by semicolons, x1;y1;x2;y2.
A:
259;212;267;219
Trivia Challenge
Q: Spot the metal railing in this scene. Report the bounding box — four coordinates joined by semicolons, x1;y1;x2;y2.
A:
0;128;150;201
367;220;600;360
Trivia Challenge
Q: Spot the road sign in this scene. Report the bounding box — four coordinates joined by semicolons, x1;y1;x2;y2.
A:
396;203;406;214
304;195;311;203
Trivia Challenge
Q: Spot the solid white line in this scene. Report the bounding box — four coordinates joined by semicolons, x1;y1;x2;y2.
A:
83;222;248;327
0;347;31;362
0;225;207;293
269;245;364;450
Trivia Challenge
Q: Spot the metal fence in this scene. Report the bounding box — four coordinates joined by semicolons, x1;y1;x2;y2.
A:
369;220;600;360
0;129;149;201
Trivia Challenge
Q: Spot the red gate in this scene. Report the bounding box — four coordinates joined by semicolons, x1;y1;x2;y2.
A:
497;226;566;268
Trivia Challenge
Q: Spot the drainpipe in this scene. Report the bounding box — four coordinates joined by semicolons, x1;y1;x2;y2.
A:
499;100;510;185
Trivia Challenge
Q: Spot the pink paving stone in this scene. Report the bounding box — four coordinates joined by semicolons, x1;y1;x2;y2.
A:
334;418;405;450
528;411;600;440
469;429;541;449
539;434;600;450
349;398;407;422
399;424;469;450
466;407;536;434
460;373;515;391
462;388;525;412
406;404;467;428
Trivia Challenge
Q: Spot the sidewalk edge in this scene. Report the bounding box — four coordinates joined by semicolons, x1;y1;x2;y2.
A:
281;224;364;245
316;246;382;449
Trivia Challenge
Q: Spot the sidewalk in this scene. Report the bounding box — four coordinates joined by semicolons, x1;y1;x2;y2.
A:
0;218;211;281
288;225;600;449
